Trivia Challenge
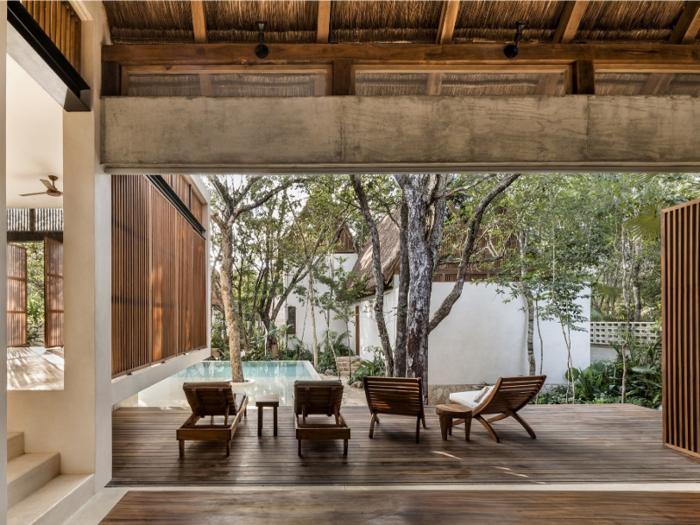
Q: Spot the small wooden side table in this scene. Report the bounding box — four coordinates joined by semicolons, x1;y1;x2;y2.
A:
436;404;472;442
256;394;280;437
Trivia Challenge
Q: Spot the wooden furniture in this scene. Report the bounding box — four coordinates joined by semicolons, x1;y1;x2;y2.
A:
256;394;279;437
363;376;427;443
177;382;247;457
436;404;472;442
293;380;350;457
450;375;546;443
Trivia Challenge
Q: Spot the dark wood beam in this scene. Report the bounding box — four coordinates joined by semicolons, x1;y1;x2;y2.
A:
535;73;562;95
669;1;700;44
332;59;353;95
191;1;207;44
7;232;63;243
553;1;588;44
436;1;460;45
566;60;595;94
102;43;700;67
641;73;674;95
317;0;332;43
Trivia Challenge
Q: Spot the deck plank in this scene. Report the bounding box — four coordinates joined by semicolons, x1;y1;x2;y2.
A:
111;404;700;486
102;490;700;524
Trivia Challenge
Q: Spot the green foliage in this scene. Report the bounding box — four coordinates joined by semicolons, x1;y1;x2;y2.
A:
316;330;352;374
19;242;45;346
349;346;387;385
536;337;662;408
242;336;313;362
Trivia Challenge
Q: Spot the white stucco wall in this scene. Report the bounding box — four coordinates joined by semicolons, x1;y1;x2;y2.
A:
280;253;358;354
355;276;590;387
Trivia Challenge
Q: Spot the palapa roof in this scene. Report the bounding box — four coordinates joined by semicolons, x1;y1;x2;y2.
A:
103;1;693;45
351;213;402;291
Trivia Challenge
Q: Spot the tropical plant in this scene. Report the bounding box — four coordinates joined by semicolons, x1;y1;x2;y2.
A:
349;346;387;385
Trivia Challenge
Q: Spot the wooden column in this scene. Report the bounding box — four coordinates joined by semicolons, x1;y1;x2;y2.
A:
566;60;595;94
662;198;700;458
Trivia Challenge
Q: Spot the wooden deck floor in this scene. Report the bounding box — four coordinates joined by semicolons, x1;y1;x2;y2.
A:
101;490;700;524
111;404;700;486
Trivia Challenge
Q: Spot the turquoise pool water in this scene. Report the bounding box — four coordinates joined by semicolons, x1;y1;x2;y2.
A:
138;360;320;407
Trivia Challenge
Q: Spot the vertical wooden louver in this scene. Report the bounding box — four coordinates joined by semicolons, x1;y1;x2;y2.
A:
7;244;28;347
20;1;82;73
44;238;64;348
662;198;700;458
112;175;207;378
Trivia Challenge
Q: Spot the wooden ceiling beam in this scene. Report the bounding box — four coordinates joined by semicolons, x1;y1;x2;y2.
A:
103;43;700;67
641;74;674;95
553;1;588;44
535;73;562;95
191;1;207;43
317;1;332;43
436;1;460;45
669;1;700;44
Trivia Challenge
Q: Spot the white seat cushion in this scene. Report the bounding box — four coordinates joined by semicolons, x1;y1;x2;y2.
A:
449;386;494;409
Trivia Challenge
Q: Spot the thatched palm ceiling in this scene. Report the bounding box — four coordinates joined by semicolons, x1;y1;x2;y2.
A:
102;1;694;45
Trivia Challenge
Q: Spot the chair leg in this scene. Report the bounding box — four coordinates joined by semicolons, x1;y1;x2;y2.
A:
509;410;537;439
298;440;302;457
422;414;428;429
415;415;421;444
476;415;500;443
448;418;453;436
179;440;185;458
343;439;348;456
369;412;377;439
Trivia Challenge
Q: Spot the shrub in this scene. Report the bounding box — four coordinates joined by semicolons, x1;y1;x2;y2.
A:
349;347;387;386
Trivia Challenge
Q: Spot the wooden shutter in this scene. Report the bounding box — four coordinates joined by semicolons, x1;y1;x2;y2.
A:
662;198;700;458
7;244;27;346
44;237;64;348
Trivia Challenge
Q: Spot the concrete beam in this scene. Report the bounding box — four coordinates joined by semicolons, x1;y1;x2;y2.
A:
102;96;700;173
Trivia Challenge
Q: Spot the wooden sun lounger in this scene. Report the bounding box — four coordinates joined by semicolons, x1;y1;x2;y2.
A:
177;381;248;457
293;380;350;457
363;376;427;443
450;375;546;443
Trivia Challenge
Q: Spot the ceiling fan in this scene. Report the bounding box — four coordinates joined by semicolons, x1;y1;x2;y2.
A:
20;175;63;198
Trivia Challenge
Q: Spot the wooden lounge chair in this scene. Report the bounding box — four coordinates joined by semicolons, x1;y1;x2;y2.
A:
293;380;350;457
363;376;427;443
449;375;546;443
177;381;248;457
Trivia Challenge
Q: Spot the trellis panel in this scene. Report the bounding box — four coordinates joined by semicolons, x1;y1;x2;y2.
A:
177;212;193;354
151;188;179;362
662;198;700;458
44;238;64;348
7;244;27;347
192;233;207;350
112;176;151;377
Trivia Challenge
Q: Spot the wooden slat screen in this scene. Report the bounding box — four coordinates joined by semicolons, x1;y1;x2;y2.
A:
7;244;28;347
112;175;207;378
171;175;191;209
151;188;179;362
662;198;700;458
44;237;64;348
112;176;151;376
20;1;81;73
190;192;204;224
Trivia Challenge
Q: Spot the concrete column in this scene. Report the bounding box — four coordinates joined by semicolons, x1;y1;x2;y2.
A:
0;4;8;521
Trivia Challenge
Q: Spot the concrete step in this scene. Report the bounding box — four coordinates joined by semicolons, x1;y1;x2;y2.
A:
7;432;25;460
8;452;61;508
8;474;94;525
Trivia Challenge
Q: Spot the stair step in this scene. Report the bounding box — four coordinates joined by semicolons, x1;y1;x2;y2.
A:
8;452;60;508
8;474;93;525
7;432;25;460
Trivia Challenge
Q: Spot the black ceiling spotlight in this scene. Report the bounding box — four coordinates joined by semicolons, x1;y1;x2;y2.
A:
255;21;269;59
504;20;528;59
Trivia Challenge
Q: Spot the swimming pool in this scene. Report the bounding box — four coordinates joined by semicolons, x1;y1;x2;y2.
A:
138;360;320;407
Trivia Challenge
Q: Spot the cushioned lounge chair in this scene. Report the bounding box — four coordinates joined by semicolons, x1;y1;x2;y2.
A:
363;376;427;443
294;380;350;457
177;381;248;457
449;375;546;443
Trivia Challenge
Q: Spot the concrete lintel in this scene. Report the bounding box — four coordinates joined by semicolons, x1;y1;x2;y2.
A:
102;95;700;173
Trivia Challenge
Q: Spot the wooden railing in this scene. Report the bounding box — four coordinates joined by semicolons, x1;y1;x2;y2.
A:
21;0;81;72
112;175;207;378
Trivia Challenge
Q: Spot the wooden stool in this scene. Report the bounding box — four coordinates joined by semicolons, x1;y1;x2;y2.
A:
256;394;279;437
436;404;472;441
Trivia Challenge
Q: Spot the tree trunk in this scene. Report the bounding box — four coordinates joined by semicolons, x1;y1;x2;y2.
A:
631;239;642;322
394;199;409;377
620;229;631;403
308;267;319;369
350;175;394;376
523;285;536;375
220;228;245;382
